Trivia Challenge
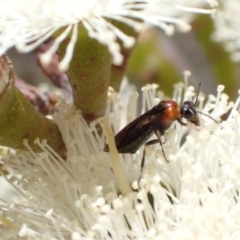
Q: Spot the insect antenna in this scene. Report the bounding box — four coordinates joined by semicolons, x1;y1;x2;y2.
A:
194;82;219;125
194;82;202;106
195;110;219;125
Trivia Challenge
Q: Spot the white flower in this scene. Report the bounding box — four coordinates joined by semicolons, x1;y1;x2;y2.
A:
1;73;240;239
0;0;217;70
212;1;240;61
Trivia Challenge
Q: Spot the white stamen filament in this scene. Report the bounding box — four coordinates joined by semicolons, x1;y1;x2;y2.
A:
0;0;216;69
1;79;240;239
102;118;132;196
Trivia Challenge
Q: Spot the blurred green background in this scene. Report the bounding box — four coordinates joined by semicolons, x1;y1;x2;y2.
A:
126;15;240;100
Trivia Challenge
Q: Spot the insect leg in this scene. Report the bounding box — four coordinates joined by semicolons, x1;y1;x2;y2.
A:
138;139;160;186
177;118;200;131
155;130;169;163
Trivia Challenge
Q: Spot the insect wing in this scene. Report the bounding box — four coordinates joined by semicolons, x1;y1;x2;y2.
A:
115;103;167;153
115;114;153;147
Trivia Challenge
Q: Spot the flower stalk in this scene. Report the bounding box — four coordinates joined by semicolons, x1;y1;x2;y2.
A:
58;26;112;122
0;55;66;155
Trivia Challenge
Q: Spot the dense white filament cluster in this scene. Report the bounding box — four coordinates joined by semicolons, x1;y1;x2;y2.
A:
212;1;240;61
0;0;217;70
1;76;240;239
